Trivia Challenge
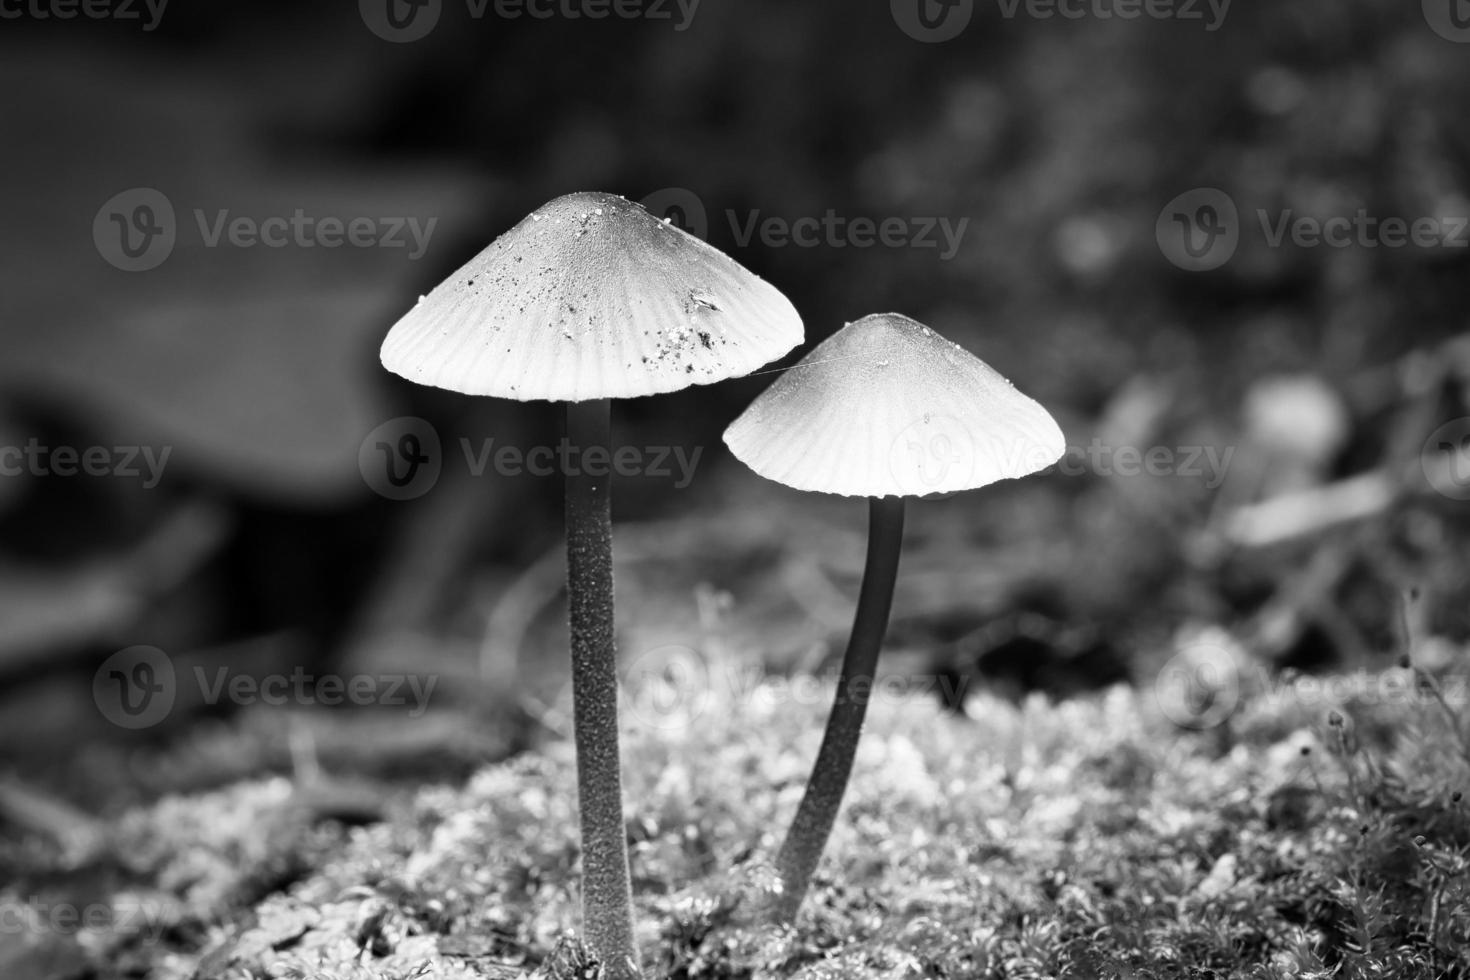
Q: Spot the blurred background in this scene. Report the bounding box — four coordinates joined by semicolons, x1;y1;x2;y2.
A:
2;0;1470;852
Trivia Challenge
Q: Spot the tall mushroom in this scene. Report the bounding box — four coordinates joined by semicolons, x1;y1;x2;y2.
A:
380;192;802;979
723;312;1064;920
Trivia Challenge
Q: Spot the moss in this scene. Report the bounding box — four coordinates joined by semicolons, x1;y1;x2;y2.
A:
7;659;1470;978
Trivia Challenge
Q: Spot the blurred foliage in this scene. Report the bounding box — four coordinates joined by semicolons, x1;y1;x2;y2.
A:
1;0;1467;674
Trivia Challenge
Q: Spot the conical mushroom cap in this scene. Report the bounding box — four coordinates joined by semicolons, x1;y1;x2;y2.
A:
380;192;803;401
724;313;1065;498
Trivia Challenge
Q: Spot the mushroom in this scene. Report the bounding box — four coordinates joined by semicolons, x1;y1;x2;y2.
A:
723;312;1064;919
380;192;802;978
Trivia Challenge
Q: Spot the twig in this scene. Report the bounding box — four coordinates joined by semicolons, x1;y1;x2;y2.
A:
1221;471;1397;549
0;775;104;864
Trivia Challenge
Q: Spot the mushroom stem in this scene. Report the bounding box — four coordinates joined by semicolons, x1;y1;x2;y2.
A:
774;495;906;919
564;397;641;980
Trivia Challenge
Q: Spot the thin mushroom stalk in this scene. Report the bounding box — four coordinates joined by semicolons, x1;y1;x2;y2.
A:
564;398;641;980
377;192;802;979
774;496;905;919
723;312;1065;920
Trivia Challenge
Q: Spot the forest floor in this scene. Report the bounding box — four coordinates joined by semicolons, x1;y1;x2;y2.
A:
5;638;1470;980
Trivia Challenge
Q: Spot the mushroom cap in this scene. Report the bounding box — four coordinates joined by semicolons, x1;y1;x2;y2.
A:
380;192;803;401
723;313;1066;498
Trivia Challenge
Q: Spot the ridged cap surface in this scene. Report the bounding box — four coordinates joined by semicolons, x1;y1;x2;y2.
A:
724;313;1065;497
380;192;803;401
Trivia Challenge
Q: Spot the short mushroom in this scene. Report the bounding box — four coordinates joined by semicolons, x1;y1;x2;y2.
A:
380;191;802;979
723;312;1064;919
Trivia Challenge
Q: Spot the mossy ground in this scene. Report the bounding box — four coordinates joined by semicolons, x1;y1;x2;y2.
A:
6;652;1470;979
